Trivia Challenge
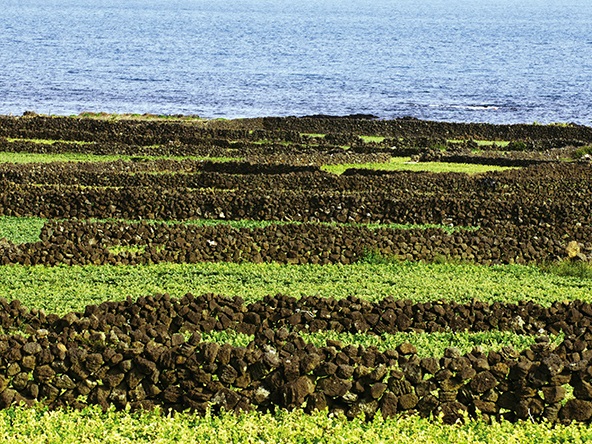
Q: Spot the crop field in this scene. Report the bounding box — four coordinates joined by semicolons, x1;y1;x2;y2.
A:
1;114;592;442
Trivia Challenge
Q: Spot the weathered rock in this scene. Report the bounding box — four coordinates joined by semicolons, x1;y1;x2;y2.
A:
317;376;352;398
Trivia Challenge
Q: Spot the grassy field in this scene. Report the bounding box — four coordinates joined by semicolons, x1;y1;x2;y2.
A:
1;261;591;315
2;405;592;444
0;216;478;246
0;151;239;164
321;157;513;175
201;329;562;358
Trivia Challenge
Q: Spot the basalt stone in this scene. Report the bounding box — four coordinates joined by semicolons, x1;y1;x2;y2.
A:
21;355;36;371
22;342;42;355
470;371;498;393
542;386;566;404
280;376;315;408
388;378;413;396
86;353;104;373
317;376;352;398
543;402;563;422
219;365;238;385
212;388;241;411
0;376;8;394
497;391;519;410
378;392;398;419
33;365;55;383
54;374;77;390
370;383;388;399
336;364;355;379
473;399;497;414
161;386;184;404
398;393;419;410
103;369;126;388
302;392;326;414
397;342;417;356
402;362;423;384
559;399;592;422
347;398;379;420
573;378;592;400
416;394;439;418
439;401;468;424
0;389;16;408
420;357;440;375
541;354;564;377
120;367;144;392
202;343;220;364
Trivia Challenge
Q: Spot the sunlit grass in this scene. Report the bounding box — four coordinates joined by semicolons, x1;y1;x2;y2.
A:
1;261;591;315
6;137;93;145
0;151;240;164
201;329;562;358
321;157;514;175
0;216;46;244
2;404;592;444
359;135;386;143
447;139;511;147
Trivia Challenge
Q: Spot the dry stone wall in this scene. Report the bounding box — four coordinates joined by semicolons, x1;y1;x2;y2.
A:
1;293;592;424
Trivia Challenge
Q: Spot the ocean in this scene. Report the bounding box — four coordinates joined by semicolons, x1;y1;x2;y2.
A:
1;0;591;124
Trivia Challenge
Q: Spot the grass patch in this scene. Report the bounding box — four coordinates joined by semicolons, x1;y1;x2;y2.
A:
200;330;253;348
6;137;93;145
321;157;513;175
2;404;592;443
198;330;561;358
107;245;147;256
447;139;511;147
129;217;477;233
301;330;563;358
0;216;479;245
539;260;592;279
76;112;204;122
1;261;592;315
359;135;386;143
574;145;592;159
0;152;240;164
300;133;326;139
0;216;46;244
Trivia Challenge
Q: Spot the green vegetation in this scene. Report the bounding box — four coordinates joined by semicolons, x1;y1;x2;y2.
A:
574;145;592;159
0;216;46;244
321;157;513;175
122;218;478;234
447;139;511;147
76;112;204;122
540;259;592;279
202;329;561;358
107;245;147;256
201;330;253;348
2;405;592;444
301;330;563;358
0;152;240;164
0;216;478;245
1;261;591;315
300;133;326;139
359;135;386;143
6;137;93;145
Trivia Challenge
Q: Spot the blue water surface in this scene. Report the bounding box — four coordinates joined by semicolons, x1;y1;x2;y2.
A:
1;0;591;124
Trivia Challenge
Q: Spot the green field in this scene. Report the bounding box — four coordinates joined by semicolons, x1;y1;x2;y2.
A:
321;157;513;175
3;405;592;444
0;261;590;315
0;151;239;164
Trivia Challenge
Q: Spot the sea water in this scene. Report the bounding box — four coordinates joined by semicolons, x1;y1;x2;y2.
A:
1;0;591;124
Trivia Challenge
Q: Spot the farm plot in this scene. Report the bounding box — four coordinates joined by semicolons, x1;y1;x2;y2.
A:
1;114;592;441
